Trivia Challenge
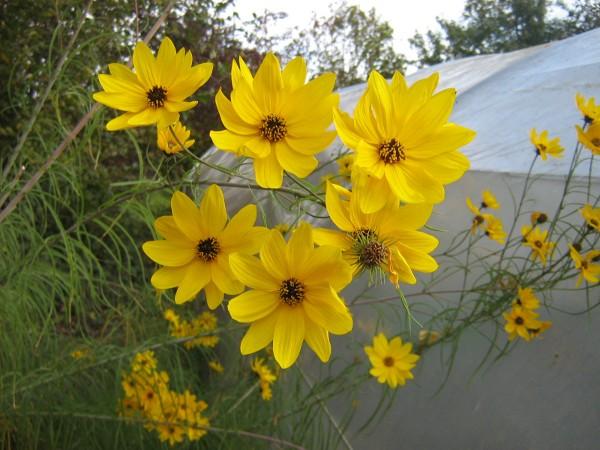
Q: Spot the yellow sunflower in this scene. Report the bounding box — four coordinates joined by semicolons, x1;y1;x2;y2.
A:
210;53;338;188
576;93;600;124
529;128;564;160
142;185;268;308
521;225;555;265
569;244;600;287
364;333;420;388
93;37;213;130
313;182;438;286
581;204;600;232
576;122;600;155
333;70;475;212
157;121;194;154
228;223;353;369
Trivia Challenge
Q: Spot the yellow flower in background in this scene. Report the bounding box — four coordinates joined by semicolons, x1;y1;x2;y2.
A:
228;223;353;369
208;360;224;373
483;215;506;244
251;358;277;400
503;306;541;341
210;53;338;188
576;93;600;124
569;245;600;287
164;309;220;349
521;225;555;265
581;204;600;232
530;211;548;225
576;122;600;155
273;223;290;235
481;190;500;209
334;70;475;211
313;182;438;286
93;37;213;130
364;333;419;389
132;350;158;374
512;287;540;311
336;154;355;181
466;197;488;234
157;121;194;154
143;185;268;308
528;320;552;339
157;421;185;446
529;129;564;160
70;348;90;360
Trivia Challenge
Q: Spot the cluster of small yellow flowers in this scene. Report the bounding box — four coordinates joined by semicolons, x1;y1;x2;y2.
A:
576;94;600;155
568;244;600;287
521;224;556;265
208;360;224;373
466;190;506;243
250;357;278;400
163;309;219;349
503;288;552;341
529;128;564;160
119;351;210;446
364;333;419;389
336;154;354;181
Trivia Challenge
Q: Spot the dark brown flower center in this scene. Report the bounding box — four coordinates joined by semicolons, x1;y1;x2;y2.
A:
581;261;588;270
534;240;543;248
146;86;167;108
383;356;395;367
591;138;600;147
197;237;220;262
474;215;484;225
279;278;305;306
515;316;524;325
591;219;598;226
378;138;406;164
260;114;287;142
535;144;546;155
350;228;378;241
358;241;388;268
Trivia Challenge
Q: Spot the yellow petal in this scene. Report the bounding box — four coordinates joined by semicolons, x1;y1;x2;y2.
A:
171;191;204;241
259;230;289;280
204;281;224;309
287;222;313;270
332;107;361;149
254;151;283;188
142;240;196;266
303;285;353;335
154;216;192;244
301;246;352;291
93;91;146;112
175;259;211;303
403;88;456;143
150;265;187;289
304;318;331;363
199;184;227;235
215;89;257;135
253;53;283;112
105;112;137;131
389;247;416;284
228;290;280;323
240;311;279;354
409;124;476;159
313;228;348;250
210;130;252;153
395;243;438;272
211;256;244;294
325;181;353;231
132;41;157;89
273;307;305;369
275;142;318;178
156;37;177;86
231;79;262;125
229;253;279;290
284;131;336;155
244;135;272;158
367;70;393;135
282;56;307;91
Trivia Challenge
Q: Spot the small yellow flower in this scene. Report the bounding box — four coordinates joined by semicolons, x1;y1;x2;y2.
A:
530;128;564;160
251;358;277;400
364;333;419;389
334;70;475;211
132;350;158;374
336;154;354;181
70;348;90;360
157;421;185;446
157;121;194;154
466;197;488;234
569;244;600;287
210;53;338;188
164;308;180;324
483;215;506;244
503;306;541;341
576;93;600;124
228;223;354;368
208;360;224;373
481;190;500;209
527;320;552;339
93;37;212;130
512;287;540;311
521;225;555;265
581;204;600;232
576;122;600;155
143;185;268;308
530;211;548;225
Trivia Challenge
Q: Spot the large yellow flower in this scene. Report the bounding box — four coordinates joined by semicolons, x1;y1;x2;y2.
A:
313;182;438;286
334;70;475;212
364;333;419;389
228;223;353;369
142;185;268;308
210;54;338;188
93;37;213;130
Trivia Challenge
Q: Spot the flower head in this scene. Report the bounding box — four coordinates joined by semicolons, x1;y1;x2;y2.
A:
576;93;600;124
93;37;212;130
483;215;506;244
364;333;419;388
481;190;500;209
569;244;600;287
512;287;540;311
314;182;438;286
529;128;564;160
503;306;541;341
70;348;90;359
210;53;338;188
334;70;475;212
521;225;555;265
530;211;548;225
576;122;600;155
143;185;268;308
157;121;194;154
208;360;224;373
228;223;353;368
581;204;600;232
251;358;277;400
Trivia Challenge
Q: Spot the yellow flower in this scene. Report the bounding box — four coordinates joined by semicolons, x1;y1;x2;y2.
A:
313;182;438;285
157;421;185;446
576;93;600;124
529;128;564;160
569;244;600;287
466;197;488;234
164;308;180;324
251;358;277;400
503;306;541;341
210;53;338;188
581;204;600;232
157;121;194;154
132;350;158;374
483;215;506;244
512;287;540;311
228;223;353;368
336;154;355;181
530;211;548;225
576;122;600;155
143;185;268;308
521;225;555;265
527;320;552;339
208;360;224;373
334;70;475;211
364;333;419;388
481;189;500;209
70;348;90;360
93;37;212;130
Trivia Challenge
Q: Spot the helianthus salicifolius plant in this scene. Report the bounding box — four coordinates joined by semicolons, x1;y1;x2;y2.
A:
210;53;338;188
364;333;419;388
142;185;268;308
529;129;564;160
333;70;475;212
313;182;438;286
227;223;353;369
93;37;213;130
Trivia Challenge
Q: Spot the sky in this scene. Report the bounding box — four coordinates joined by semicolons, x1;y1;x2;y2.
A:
234;0;468;60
